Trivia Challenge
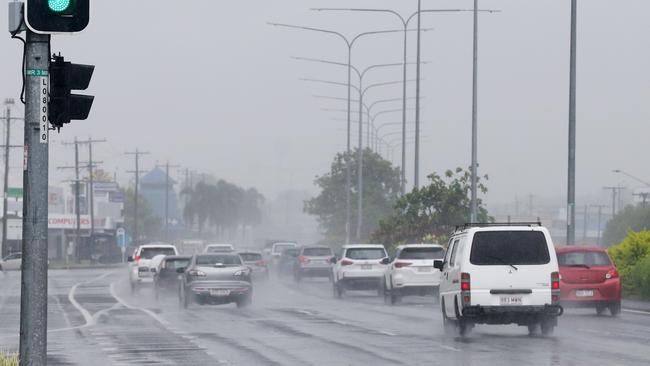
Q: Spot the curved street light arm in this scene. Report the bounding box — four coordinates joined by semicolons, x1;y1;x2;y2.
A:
268;22;351;47
300;78;361;93
291;56;361;79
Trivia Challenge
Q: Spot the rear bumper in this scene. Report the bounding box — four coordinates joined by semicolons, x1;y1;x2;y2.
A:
560;279;621;303
462;304;563;324
338;276;382;290
188;281;252;302
297;267;332;277
393;285;439;296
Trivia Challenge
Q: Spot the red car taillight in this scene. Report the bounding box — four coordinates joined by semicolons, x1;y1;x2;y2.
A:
341;259;354;266
394;261;412;269
298;255;309;264
551;271;560;304
255;260;268;267
460;272;471;305
134;255;140;263
605;269;619;280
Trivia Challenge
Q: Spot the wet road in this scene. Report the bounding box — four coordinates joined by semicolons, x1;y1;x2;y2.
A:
1;268;650;365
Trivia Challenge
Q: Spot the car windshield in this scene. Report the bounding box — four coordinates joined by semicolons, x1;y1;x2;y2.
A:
140;247;176;259
239;253;262;262
470;231;550;266
195;254;242;266
163;258;190;269
399;247;445;260
303;247;332;257
346;248;386;260
558;251;611;267
273;244;296;253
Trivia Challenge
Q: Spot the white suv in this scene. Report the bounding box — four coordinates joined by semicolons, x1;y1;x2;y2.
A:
128;243;178;292
382;244;445;304
436;223;563;336
332;244;389;298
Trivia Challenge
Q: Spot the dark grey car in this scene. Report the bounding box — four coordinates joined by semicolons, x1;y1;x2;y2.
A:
178;254;252;308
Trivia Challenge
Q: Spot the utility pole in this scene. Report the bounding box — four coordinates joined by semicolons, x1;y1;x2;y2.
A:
126;149;149;246
84;137;105;248
582;204;588;242
20;29;50;366
470;0;479;222
414;0;422;189
157;161;180;242
604;187;619;219
590;204;607;246
566;0;578;246
60;138;82;262
2;99;23;258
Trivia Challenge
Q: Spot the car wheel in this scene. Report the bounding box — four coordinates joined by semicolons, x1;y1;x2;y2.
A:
130;282;136;294
333;283;343;299
390;289;401;305
609;301;621;317
541;318;555;336
596;304;607;316
377;281;385;297
441;299;458;335
179;286;189;309
527;322;540;336
237;294;252;308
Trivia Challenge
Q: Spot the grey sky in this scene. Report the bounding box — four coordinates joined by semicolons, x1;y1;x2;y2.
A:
1;0;649;208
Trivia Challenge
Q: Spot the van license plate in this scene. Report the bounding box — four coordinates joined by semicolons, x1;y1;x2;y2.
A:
576;289;594;297
210;289;230;297
499;296;523;305
361;264;372;270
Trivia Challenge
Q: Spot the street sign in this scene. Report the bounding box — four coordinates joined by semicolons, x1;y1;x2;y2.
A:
116;227;126;248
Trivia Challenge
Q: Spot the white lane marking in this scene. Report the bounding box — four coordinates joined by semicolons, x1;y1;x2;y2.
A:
377;330;397;336
622;308;650;316
109;282;170;326
437;344;461;352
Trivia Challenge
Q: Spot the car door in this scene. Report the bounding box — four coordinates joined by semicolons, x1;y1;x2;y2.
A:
440;239;458;317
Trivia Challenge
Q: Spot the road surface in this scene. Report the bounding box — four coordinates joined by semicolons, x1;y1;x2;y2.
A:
1;268;649;365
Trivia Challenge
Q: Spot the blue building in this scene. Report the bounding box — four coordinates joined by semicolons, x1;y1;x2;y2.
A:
140;167;180;227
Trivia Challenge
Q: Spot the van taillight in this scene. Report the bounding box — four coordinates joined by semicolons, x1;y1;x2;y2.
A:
551;272;560;289
255;260;267;267
461;272;471;291
341;259;354;266
605;269;619;279
551;271;560;304
460;272;471;305
394;261;412;269
298;256;309;264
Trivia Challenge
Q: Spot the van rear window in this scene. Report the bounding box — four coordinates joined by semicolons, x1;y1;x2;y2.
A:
399;247;445;260
470;231;550;266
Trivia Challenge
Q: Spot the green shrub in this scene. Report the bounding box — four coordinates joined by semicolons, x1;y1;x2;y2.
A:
630;255;650;300
0;353;18;366
608;231;650;295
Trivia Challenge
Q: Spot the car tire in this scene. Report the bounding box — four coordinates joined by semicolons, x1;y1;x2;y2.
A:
179;286;189;309
390;289;401;305
596;304;607;316
609;301;621;317
377;281;385;297
541;318;555;336
154;285;159;301
441;299;458;335
130;282;136;294
527;322;540;336
333;283;343;299
237;294;252;308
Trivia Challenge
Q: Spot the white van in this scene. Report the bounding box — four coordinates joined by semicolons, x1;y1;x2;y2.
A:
128;243;178;292
436;223;562;336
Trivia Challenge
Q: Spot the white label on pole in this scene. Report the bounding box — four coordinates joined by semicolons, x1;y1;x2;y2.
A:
23;145;28;171
39;76;49;144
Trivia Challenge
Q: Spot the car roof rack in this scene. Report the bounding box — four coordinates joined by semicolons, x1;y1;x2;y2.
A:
454;222;542;231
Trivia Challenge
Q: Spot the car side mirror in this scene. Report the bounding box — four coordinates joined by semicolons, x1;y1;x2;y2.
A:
127;256;134;262
330;256;337;264
433;260;444;271
380;257;391;265
176;267;185;274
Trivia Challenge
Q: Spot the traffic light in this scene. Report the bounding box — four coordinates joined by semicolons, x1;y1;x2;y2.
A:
25;0;91;34
49;55;95;129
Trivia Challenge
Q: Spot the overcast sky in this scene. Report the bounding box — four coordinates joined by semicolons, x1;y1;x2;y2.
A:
1;0;649;209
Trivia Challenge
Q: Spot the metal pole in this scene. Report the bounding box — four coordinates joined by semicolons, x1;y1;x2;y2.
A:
345;47;352;244
597;206;602;246
357;76;364;241
2;100;12;258
19;29;50;366
414;0;422;189
470;0;479;222
74;139;80;263
566;0;577;246
582;205;588;242
401;27;408;195
165;162;170;242
88;139;95;249
134;150;140;246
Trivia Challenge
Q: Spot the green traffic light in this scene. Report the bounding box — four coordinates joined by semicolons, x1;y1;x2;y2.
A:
48;0;71;12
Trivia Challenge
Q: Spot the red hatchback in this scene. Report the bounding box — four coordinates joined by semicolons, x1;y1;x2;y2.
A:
556;246;621;316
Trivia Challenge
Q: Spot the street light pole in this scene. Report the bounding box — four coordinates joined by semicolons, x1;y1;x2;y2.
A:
567;0;578;246
270;23;404;244
470;0;479;222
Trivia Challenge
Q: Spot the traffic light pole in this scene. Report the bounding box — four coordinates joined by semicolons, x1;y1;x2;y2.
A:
20;29;50;366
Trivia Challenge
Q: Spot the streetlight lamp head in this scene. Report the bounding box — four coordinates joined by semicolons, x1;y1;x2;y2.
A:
613;169;621;173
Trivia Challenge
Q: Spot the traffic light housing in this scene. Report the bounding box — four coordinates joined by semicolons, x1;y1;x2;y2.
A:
49;55;95;129
25;0;90;34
